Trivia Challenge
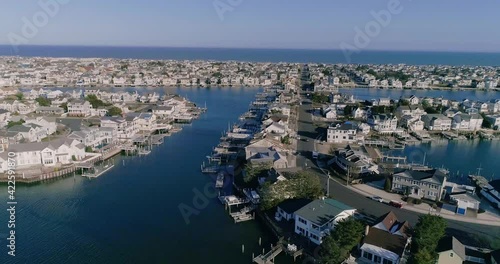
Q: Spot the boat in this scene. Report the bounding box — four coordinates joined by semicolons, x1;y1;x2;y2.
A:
215;173;224;188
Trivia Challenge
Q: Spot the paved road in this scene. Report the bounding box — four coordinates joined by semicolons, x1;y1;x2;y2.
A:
294;66;500;246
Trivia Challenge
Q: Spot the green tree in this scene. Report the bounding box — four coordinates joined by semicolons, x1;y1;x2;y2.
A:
85;146;93;152
384;177;392;192
15;92;24;100
7;119;25;128
281;135;291;145
411;214;447;264
35;96;51;106
85;94;110;108
260;171;323;210
60;102;68;112
244;162;272;184
320;218;365;264
107;106;122;116
480;113;492;128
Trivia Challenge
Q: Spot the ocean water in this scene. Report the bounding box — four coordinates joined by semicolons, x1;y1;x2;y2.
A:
1;45;500;66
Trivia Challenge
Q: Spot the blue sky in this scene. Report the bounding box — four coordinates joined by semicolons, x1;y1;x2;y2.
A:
1;0;499;52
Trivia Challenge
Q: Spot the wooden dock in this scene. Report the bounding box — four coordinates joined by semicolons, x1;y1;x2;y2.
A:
253;244;283;264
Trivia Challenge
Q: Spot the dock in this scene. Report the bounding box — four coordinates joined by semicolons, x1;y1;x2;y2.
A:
81;164;115;178
253;244;283;264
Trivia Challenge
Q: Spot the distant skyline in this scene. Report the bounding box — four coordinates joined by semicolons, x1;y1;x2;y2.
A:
1;0;500;52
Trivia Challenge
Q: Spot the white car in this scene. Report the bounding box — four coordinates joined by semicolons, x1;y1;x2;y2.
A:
370;196;384;203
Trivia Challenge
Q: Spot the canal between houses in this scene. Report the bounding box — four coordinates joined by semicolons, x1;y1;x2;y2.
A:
1;87;498;263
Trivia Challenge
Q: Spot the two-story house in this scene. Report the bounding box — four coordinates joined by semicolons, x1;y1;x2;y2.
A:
392;169;447;200
294;199;356;245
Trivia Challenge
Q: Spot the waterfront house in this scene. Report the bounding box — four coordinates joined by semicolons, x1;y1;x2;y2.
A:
367;114;398;134
245;145;289;169
422;114;452;131
0;138;86;173
152;106;174;117
7;124;47;143
395;105;426;119
332;145;378;177
359;211;411;264
392;169;447;200
294;199;356;245
275;198;312;222
451;113;483;131
327;122;362;144
67;100;92;117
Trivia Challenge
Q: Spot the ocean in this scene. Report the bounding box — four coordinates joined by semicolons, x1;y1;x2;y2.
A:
1;45;500;66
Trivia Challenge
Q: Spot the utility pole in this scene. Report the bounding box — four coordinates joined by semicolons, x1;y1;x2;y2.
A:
326;172;330;197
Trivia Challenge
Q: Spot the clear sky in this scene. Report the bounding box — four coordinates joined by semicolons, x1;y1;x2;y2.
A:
1;0;499;52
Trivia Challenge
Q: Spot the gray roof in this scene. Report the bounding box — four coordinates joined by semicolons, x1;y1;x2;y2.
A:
436;236;466;260
8;125;32;133
295;199;354;226
7;137;81;153
394;169;447;184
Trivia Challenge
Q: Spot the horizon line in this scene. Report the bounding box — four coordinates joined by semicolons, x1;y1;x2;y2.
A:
1;44;500;54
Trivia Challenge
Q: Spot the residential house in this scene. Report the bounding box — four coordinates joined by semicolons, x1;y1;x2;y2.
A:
0;109;11;128
436;236;496;264
152;106;174;117
275;198;312;222
392;169;447;200
367;114;398;133
35;106;65;115
327;122;363;144
67;100;92;117
486;115;500;129
294;199;356;245
332;145;378;176
451;113;483;131
0;138;86;172
359;211;411;264
422;114;452;131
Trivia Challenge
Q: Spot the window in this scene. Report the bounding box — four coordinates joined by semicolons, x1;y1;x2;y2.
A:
298;217;307;225
383;259;393;264
374;255;382;263
363;251;373;260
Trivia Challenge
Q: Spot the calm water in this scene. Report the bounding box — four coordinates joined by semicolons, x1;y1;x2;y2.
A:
0;87;293;264
388;139;500;182
1;45;500;66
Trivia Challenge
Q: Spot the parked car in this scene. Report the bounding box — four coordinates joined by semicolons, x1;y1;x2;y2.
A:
370;196;384;203
389;200;403;208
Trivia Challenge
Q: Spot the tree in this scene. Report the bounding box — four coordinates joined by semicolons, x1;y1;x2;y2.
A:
480;113;492;128
85;94;110;108
35;96;51;107
320;218;365;264
60;102;68;112
7;119;25;128
244;162;272;184
384;177;392;192
85;146;93;153
107;106;122;116
281;135;291;145
15;92;24;100
260;171;323;211
410;214;447;264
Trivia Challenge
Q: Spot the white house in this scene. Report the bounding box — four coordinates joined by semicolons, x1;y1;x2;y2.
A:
294;199;356;245
327;122;361;144
67;100;93;117
367;114;398;133
0;138;86;172
451;113;483;131
422;114;452;131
